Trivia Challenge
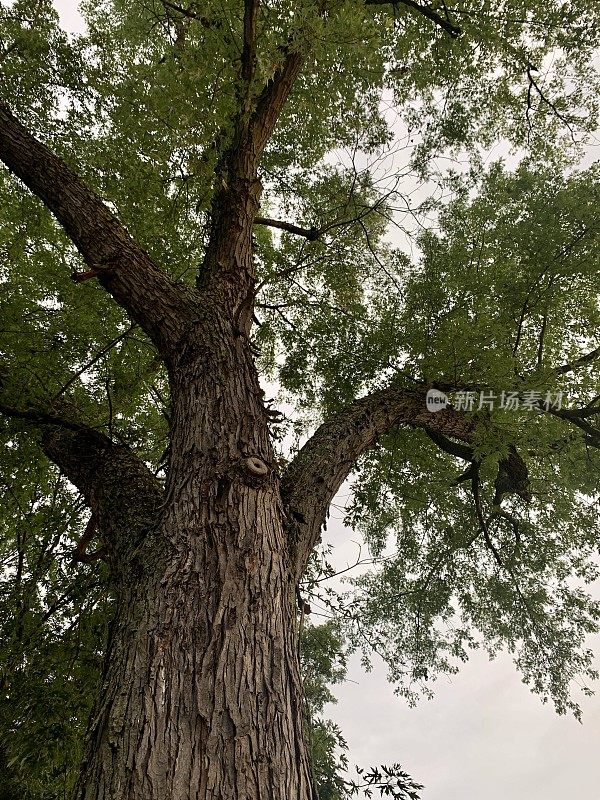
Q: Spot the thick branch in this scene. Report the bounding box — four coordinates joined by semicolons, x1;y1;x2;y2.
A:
0;103;196;358
365;0;462;38
425;430;530;505
241;0;260;87
41;426;164;570
161;0;199;19
424;428;473;461
160;0;220;25
544;403;600;420
543;404;600;447
255;195;393;242
250;48;304;155
0;401;87;432
199;47;304;308
0;386;165;569
282;388;475;577
283;387;536;575
71;515;106;564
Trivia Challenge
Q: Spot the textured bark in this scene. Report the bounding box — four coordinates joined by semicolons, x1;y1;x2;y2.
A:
71;316;316;799
199;46;304;312
0;40;318;795
0;85;533;799
73;506;314;800
40;427;164;570
0;17;477;800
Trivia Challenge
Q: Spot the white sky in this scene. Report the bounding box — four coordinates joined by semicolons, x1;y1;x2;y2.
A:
45;1;600;797
324;513;600;800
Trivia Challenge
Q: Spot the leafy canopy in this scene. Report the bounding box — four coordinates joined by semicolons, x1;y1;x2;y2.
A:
1;0;600;796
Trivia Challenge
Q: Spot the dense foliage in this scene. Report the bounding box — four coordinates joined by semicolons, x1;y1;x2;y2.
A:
1;0;600;796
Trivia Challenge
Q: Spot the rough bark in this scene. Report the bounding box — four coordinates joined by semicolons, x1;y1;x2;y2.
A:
69;314;317;799
40;426;164;570
0;26;317;794
199;46;304;319
73;493;315;800
0;7;515;799
0;331;318;799
1;346;534;798
281;388;477;575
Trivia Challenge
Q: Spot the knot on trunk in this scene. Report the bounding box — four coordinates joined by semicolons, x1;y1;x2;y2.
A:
242;456;269;477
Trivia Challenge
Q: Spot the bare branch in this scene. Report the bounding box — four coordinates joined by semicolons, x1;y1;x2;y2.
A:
254;216;320;240
424;428;473;461
71;515;106;564
526;65;576;139
536;314;548;367
55;324;138;398
254;196;390;242
160;0;219;25
0;103;197;358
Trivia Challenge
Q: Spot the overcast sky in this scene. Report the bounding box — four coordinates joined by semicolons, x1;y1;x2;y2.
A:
45;2;600;797
324;513;600;800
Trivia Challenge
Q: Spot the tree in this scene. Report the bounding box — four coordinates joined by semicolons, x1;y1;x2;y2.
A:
1;0;600;798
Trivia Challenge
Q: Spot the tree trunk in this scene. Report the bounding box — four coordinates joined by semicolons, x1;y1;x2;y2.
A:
74;525;313;800
74;321;316;800
0;100;536;799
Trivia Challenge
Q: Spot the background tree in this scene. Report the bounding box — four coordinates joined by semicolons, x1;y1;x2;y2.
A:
1;0;600;798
